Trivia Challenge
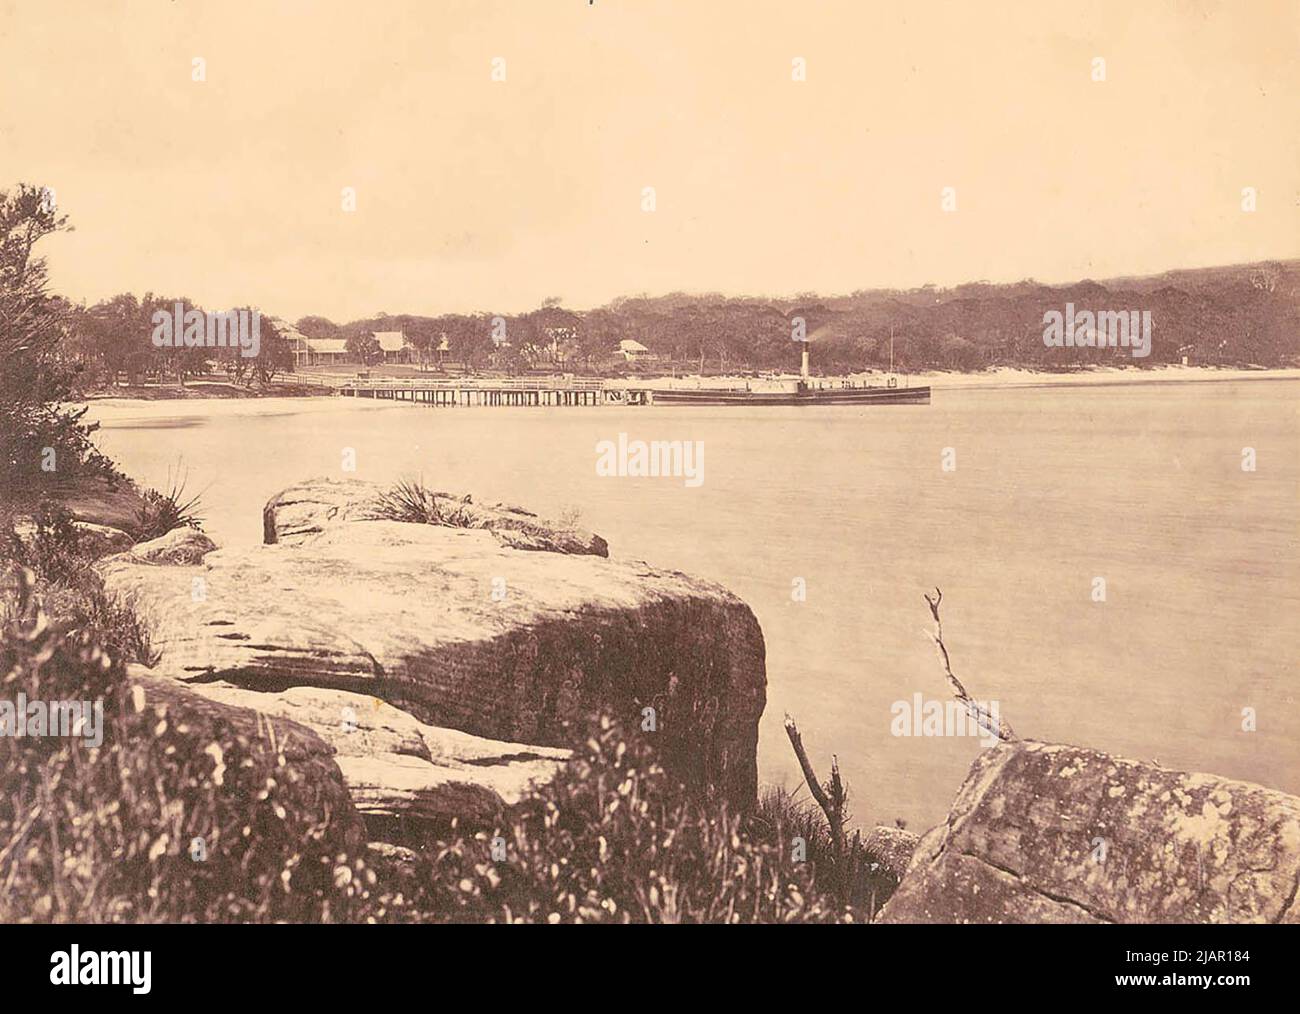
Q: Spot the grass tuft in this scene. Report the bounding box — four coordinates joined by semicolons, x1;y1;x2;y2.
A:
368;478;478;529
125;467;204;543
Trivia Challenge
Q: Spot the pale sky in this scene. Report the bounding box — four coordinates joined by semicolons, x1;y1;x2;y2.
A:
1;0;1296;321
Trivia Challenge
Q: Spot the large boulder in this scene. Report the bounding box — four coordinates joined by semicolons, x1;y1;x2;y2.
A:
878;740;1300;924
102;479;766;836
264;477;608;557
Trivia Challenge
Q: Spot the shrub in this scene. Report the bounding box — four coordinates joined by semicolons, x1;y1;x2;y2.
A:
123;473;204;543
0;567;366;923
0;501;156;667
0;499;87;585
372;718;860;923
368;478;477;528
368;477;442;524
753;785;900;914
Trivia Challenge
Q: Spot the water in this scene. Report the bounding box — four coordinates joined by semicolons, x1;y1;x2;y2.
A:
85;380;1300;830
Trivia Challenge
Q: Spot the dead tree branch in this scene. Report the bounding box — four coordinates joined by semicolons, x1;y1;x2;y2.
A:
783;713;846;854
922;587;1016;742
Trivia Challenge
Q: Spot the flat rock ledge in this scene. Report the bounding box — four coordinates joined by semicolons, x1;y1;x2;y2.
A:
101;478;766;838
878;741;1300;924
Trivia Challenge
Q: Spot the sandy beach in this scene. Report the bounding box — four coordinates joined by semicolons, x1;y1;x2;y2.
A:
912;364;1300;391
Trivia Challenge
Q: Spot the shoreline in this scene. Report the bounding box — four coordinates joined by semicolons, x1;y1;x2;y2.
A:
77;365;1300;406
914;364;1300;391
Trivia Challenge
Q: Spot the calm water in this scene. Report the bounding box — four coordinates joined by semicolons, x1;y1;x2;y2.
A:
86;380;1300;830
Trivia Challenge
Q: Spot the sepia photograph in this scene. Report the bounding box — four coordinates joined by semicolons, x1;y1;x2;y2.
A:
1;0;1296;993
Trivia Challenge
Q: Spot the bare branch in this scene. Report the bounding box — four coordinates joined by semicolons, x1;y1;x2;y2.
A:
783;713;845;854
922;587;1016;742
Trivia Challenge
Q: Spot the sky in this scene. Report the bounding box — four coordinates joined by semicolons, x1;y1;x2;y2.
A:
1;0;1296;321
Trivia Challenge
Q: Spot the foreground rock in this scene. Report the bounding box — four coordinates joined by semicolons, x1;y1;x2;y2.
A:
150;674;570;826
102;480;766;835
864;825;920;881
878;741;1300;924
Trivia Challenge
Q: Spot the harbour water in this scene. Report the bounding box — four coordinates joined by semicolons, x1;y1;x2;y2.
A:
85;378;1300;830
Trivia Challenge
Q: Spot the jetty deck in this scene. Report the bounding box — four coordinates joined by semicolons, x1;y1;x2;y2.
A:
338;376;630;406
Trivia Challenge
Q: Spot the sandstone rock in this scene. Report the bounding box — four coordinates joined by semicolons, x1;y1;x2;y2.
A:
127;673;367;859
35;474;149;531
864;825;920;881
126;526;217;565
183;679;568;825
877;741;1300;924
263;477;607;556
261;478;380;545
104;481;766;833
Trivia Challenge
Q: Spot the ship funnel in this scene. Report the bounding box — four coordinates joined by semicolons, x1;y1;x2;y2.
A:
800;343;809;380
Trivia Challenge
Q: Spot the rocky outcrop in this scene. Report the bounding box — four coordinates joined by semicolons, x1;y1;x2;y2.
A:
41;473;148;533
124;526;216;564
878;741;1300;924
264;477;608;557
102;480;766;837
159;676;570;826
128;673;367;858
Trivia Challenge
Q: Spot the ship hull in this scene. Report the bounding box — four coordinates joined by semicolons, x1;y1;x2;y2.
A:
648;385;930;406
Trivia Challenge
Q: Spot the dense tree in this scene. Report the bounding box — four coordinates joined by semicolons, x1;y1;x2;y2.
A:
252;315;292;384
0;184;114;496
345;332;381;365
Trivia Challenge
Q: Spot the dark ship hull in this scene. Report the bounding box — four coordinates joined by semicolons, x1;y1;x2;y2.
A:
649;384;930;406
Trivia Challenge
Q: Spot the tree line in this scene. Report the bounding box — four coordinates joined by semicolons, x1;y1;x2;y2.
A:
303;263;1300;375
64;294;293;387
